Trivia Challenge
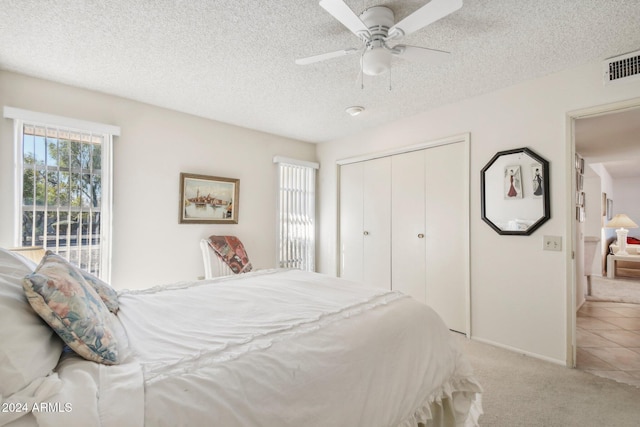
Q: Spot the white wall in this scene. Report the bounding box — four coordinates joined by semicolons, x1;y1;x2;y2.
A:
590;163;617;250
0;71;316;289
582;172;604;274
577;170;603;308
316;60;640;364
583;163;623;279
612;177;640;239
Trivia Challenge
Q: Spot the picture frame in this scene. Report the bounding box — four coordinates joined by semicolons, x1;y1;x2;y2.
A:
179;173;239;224
531;163;544;198
606;198;613;221
602;192;607;216
504;165;523;199
576;172;583;191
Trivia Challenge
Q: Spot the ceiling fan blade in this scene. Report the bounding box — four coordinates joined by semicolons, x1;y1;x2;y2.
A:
319;0;370;39
388;0;462;39
391;45;451;65
295;48;360;65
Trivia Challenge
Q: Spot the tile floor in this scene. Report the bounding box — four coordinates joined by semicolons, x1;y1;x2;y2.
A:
576;300;640;388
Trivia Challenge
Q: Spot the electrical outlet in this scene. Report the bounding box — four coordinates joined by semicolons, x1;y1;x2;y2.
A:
543;235;562;251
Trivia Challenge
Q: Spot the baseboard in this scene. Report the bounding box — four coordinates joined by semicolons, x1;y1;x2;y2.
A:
471;336;566;366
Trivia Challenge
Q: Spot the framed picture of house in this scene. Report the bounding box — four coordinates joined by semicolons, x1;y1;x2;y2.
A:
504;165;523;199
179;173;239;224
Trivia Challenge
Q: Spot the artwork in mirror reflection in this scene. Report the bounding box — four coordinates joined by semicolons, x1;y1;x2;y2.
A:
504;165;523;199
481;147;550;235
531;164;544;198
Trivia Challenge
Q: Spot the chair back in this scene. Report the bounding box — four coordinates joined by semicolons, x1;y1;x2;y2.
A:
200;239;234;279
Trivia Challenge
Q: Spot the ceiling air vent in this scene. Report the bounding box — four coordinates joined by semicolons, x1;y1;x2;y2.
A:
603;50;640;85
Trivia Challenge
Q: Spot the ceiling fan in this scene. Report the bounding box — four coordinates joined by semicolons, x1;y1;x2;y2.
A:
296;0;462;77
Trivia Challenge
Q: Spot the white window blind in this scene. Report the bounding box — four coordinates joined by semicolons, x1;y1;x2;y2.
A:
4;107;119;281
274;156;319;272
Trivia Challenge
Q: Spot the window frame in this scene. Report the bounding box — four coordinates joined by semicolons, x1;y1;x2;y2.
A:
3;107;119;281
273;156;319;272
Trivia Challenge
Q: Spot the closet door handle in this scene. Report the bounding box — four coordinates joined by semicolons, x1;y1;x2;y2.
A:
363;231;369;236
417;233;424;238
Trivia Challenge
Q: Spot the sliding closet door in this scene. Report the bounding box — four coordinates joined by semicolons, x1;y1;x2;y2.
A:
425;142;468;334
339;138;469;334
339;157;391;289
391;150;426;300
362;158;391;289
339;162;364;282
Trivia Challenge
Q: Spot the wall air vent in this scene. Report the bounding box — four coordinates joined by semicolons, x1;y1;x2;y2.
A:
603;50;640;85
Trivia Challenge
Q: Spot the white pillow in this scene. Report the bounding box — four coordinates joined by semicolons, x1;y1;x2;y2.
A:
0;248;63;398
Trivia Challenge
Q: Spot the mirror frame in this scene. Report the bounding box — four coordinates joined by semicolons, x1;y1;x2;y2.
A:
480;147;550;235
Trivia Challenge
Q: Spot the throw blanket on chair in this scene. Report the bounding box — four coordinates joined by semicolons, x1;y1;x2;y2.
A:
207;236;253;274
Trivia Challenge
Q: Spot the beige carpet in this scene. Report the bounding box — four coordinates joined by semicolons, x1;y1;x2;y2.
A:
587;275;640;304
457;335;640;426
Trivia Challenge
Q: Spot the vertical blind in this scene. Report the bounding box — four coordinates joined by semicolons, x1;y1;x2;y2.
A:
274;157;319;272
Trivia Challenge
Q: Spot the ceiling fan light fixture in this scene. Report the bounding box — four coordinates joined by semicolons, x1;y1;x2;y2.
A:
345;106;365;116
361;47;391;76
298;1;462;78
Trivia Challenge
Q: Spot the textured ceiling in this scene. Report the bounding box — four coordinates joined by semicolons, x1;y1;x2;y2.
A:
1;0;639;144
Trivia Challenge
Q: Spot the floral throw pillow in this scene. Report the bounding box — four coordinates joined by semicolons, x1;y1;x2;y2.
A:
43;251;119;313
22;253;119;365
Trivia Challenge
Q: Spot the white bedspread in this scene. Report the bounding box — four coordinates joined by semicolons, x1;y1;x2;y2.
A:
25;269;481;427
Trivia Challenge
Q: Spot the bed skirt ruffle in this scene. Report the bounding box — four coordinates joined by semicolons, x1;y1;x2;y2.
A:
398;376;483;427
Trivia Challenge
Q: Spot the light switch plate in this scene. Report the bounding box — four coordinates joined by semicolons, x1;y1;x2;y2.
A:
543;235;562;251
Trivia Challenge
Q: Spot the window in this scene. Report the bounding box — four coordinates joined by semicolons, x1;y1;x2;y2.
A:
274;156;319;272
4;107;119;281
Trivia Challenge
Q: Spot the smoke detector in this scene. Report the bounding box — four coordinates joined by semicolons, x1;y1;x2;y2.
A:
345;106;365;116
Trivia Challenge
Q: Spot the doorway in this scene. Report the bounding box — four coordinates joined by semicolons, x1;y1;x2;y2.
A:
569;99;640;387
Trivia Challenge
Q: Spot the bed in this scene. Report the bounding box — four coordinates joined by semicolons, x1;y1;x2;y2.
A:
1;247;482;427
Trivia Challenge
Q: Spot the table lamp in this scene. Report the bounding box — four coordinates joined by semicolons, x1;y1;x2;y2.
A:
606;214;639;255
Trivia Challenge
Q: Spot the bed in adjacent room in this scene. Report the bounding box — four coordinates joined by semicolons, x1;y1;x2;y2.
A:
1;247;482;427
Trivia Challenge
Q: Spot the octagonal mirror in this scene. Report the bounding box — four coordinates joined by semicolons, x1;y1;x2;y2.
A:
481;147;550;235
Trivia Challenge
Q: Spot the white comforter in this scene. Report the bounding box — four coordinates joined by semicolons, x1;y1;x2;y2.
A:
23;269;482;427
